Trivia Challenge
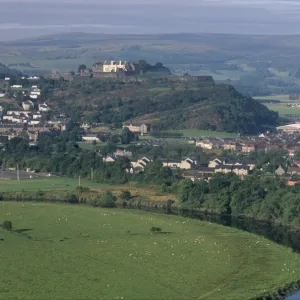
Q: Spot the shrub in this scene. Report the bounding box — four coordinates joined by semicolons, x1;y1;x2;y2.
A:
90;191;117;208
68;194;79;204
3;221;12;231
150;226;162;233
76;186;90;193
120;190;131;201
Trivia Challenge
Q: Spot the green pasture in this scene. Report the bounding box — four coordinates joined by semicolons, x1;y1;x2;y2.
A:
264;104;300;116
0;177;114;192
1;202;300;299
170;129;237;138
254;95;293;102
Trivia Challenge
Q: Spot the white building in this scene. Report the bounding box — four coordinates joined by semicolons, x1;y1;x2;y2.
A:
38;103;50;112
30;95;38;99
82;134;100;142
22;100;34;111
0;93;5;98
11;85;22;88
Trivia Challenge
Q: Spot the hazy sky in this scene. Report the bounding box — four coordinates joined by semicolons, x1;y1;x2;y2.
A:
0;0;300;40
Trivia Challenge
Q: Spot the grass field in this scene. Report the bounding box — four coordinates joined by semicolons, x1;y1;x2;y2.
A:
169;129;237;138
1;202;300;300
254;95;293;102
264;104;300;116
0;178;114;192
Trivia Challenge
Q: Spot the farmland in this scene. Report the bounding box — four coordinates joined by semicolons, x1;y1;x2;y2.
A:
1;202;300;299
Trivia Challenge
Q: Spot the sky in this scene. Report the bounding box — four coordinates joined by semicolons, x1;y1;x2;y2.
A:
0;0;300;40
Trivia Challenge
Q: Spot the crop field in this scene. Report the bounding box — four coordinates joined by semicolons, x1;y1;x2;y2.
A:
0;177;114;192
1;202;300;299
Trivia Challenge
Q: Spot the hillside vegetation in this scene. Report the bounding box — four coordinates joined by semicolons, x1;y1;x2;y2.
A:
44;74;279;134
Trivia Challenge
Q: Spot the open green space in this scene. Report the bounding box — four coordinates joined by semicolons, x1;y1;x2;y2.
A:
0;178;114;192
169;129;237;138
264;104;300;116
1;202;300;300
254;95;293;102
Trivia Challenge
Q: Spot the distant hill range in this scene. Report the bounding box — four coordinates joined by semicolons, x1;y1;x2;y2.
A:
1;32;300;72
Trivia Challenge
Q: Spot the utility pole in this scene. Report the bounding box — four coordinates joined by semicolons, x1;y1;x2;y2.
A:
91;168;94;181
78;176;81;187
17;164;19;181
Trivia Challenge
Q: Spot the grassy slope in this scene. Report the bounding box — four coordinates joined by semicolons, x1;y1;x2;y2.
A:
1;202;300;300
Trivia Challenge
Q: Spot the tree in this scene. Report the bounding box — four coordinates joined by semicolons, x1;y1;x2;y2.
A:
120;190;131;201
78;64;87;73
90;191;117;208
3;221;12;230
121;127;135;144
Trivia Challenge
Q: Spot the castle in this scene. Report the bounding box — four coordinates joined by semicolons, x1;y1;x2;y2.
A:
93;61;127;73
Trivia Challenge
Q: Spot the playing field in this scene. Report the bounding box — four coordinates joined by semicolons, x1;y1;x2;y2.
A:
0;177;114;192
1;202;300;300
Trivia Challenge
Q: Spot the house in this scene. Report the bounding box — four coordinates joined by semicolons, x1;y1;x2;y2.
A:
82;134;100;142
131;157;152;170
287;180;300;186
22;100;34;111
38;103;50;112
183;169;214;181
223;141;242;151
162;158;196;170
215;165;233;174
11;85;22;89
242;143;256;153
208;158;223;168
114;148;133;158
196;140;214;150
0;93;5;98
215;164;249;176
275;166;286;176
287;166;300;175
103;61;127;73
103;156;116;163
232;165;249;176
123;122;148;135
30;95;38;99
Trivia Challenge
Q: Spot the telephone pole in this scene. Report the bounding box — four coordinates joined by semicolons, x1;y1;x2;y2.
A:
17;164;19;181
78;176;81;187
91;168;94;181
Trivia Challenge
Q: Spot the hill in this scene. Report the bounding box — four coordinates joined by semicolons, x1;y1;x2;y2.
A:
44;73;279;134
